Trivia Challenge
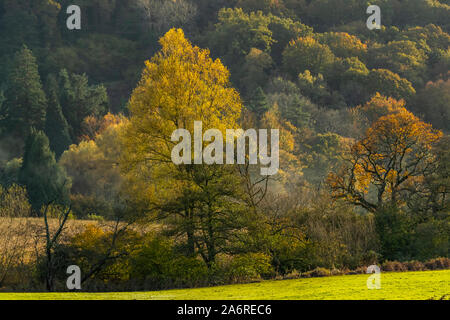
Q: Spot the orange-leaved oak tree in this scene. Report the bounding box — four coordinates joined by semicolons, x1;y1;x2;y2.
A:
328;107;442;213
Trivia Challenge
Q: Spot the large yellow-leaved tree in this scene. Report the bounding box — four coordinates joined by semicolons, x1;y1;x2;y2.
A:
121;28;246;266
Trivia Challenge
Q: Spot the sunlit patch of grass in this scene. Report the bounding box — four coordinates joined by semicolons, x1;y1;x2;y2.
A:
0;270;448;300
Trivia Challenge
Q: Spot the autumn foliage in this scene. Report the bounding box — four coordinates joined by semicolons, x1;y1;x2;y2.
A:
328;107;442;212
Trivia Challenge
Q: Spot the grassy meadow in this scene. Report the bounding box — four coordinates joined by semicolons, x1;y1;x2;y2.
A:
1;270;448;300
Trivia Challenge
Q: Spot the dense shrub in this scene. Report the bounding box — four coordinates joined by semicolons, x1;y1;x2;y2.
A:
86;214;105;222
330;268;343;276
302;267;331;278
63;225;141;285
218;253;274;284
70;194;111;219
380;258;450;272
347;266;367;275
382;261;407;272
424;258;450;270
283;269;301;280
412;219;450;261
130;236;209;290
404;260;425;271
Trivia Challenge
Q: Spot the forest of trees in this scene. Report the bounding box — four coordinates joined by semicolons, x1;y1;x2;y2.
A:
0;0;448;291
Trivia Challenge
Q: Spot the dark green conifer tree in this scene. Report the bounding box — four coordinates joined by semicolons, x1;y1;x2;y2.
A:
3;46;47;136
58;69;108;140
249;87;269;116
44;75;72;158
19;129;71;214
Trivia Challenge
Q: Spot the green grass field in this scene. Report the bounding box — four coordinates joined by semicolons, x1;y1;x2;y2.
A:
1;270;449;300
